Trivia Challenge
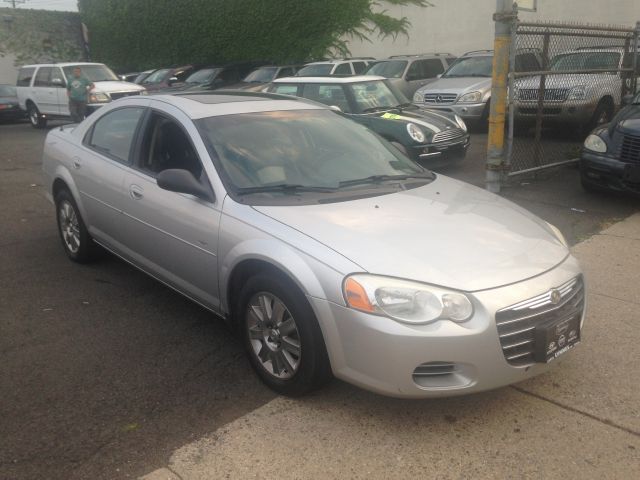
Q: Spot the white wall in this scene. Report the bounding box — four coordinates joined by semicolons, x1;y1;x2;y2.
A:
345;0;640;58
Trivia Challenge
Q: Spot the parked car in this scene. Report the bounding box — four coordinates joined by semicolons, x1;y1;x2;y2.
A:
16;62;146;128
413;49;542;125
364;53;457;98
580;91;640;195
267;75;469;167
296;58;375;77
140;64;198;92
165;62;268;92
0;84;27;122
42;91;584;398
119;72;141;83
222;65;303;91
514;47;640;131
133;69;155;84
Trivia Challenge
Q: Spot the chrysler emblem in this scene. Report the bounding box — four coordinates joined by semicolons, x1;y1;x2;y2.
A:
549;289;561;305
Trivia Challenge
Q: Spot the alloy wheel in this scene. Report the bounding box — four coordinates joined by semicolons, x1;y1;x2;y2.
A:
246;292;301;379
58;200;81;254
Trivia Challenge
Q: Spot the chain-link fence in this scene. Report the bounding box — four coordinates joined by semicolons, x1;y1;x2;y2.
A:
507;21;639;175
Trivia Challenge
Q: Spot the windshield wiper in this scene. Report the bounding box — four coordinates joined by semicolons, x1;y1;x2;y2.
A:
338;173;434;188
362;106;393;113
235;184;338;195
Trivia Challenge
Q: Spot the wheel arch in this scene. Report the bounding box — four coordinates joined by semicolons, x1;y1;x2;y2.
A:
50;168;88;221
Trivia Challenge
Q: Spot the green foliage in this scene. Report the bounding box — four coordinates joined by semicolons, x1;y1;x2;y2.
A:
78;0;431;72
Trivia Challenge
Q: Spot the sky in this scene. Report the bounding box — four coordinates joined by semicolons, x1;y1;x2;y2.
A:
4;0;78;12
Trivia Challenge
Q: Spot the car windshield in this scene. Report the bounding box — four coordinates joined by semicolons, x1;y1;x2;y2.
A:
366;60;408;78
549;52;621;71
63;64;119;82
244;67;278;83
348;80;409;113
0;85;16;96
134;70;153;83
443;56;493;77
297;64;333;76
142;68;172;84
185;68;222;84
197;109;429;200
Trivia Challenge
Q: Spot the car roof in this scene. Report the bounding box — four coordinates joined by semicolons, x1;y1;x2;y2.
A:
20;62;107;68
139;92;327;119
273;75;386;84
387;53;454;59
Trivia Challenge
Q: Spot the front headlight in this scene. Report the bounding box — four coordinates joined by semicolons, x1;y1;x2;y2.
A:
568;85;586;100
584;134;607;153
413;91;423;103
89;92;110;103
406;123;426;143
546;222;568;248
343;274;474;325
454;114;468;132
458;91;482;103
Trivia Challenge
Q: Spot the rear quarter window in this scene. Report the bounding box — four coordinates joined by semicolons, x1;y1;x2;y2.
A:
17;67;36;87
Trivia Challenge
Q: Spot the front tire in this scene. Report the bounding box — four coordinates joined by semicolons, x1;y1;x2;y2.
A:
54;189;98;263
28;103;47;129
238;273;332;396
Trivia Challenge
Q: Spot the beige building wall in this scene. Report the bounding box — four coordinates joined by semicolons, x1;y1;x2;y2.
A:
346;0;640;58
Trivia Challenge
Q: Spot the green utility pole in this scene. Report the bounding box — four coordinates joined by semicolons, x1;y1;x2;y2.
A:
486;0;516;193
3;0;27;8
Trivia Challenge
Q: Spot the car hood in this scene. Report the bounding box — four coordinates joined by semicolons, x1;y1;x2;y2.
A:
612;104;640;133
94;81;146;93
253;176;568;292
369;107;458;133
515;73;608;90
417;77;492;95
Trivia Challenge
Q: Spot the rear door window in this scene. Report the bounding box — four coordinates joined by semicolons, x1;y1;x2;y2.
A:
406;61;426;80
423;59;445;77
272;84;301;96
87;107;146;164
352;62;367;74
34;67;52;87
333;63;352;75
17;67;36;87
302;84;351;112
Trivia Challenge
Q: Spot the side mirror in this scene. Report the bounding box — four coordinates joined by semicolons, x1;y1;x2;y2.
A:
167;76;179;85
157;169;213;202
51;78;65;87
622;94;634;105
329;105;342;113
437;74;442;79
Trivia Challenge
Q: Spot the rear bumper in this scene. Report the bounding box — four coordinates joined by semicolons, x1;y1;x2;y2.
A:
309;255;584;398
580;150;640;195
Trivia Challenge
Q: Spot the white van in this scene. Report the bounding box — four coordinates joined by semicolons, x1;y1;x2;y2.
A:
16;62;146;128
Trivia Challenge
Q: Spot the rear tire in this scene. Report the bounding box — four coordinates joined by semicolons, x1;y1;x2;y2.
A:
28;103;47;129
237;273;332;396
54;189;99;263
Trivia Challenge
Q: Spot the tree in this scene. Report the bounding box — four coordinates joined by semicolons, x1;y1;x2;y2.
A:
77;0;431;72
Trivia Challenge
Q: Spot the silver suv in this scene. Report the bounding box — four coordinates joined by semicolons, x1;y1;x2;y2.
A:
514;47;640;131
365;53;457;99
413;50;542;125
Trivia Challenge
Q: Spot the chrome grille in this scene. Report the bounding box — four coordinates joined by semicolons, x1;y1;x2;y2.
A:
517;88;570;102
109;91;143;101
432;128;466;143
495;276;585;366
423;93;457;104
619;133;640;164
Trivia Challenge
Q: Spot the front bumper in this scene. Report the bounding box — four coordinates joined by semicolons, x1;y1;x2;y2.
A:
309;255;584;398
581;150;640;195
411;135;470;168
515;100;597;124
413;102;487;121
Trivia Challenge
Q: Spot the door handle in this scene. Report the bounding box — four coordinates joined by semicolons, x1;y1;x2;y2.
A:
129;185;144;200
72;157;81;169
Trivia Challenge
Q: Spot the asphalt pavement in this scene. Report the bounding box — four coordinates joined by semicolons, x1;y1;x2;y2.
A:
1;119;639;479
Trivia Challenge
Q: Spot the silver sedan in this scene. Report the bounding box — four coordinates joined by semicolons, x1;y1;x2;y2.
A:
42;93;585;398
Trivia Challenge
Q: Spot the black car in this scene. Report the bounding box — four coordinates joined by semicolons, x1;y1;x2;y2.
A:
268;76;470;168
167;62;268;92
0;84;26;122
581;92;640;195
222;65;303;92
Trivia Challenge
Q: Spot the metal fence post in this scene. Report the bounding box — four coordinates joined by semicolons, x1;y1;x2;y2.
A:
533;30;550;167
486;0;516;193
